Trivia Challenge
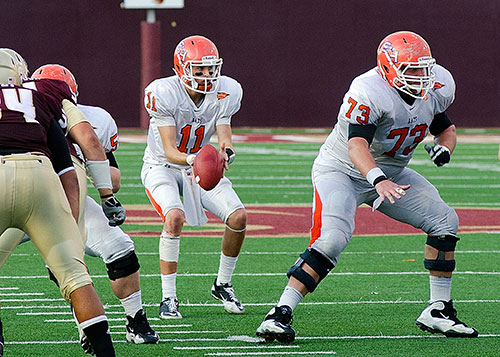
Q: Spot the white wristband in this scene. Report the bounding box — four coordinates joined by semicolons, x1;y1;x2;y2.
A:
86;160;113;189
366;167;386;186
186;154;196;166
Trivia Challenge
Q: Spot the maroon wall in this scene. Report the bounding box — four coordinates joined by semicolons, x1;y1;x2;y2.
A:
3;1;499;128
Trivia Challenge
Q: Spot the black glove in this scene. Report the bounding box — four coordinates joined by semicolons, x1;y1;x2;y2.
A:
424;144;450;167
102;196;126;226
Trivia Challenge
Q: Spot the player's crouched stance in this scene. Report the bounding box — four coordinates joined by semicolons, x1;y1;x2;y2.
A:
257;31;478;343
142;35;246;319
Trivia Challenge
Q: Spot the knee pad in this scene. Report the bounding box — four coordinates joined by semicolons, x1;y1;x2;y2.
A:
424;235;459;272
287;248;334;293
159;233;180;262
106;251;140;281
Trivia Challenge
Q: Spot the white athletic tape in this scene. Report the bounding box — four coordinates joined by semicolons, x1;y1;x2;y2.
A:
159;234;180;262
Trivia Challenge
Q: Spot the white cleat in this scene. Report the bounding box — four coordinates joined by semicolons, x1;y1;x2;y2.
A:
159;297;182;319
416;300;478;337
211;279;245;314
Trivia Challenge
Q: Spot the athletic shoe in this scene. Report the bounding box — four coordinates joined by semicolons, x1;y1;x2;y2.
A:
126;309;159;344
159;297;182;319
256;305;295;343
416;300;478;337
211;278;245;314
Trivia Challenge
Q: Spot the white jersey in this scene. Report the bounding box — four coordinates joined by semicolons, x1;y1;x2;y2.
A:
315;65;455;179
74;104;119;160
142;75;243;169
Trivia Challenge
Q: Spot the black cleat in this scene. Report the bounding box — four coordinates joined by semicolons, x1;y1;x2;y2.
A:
126;309;159;344
256;305;295;343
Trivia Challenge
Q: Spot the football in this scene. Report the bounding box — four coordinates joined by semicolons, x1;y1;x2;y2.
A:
192;145;224;190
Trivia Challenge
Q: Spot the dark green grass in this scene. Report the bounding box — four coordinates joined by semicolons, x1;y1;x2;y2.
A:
2;136;500;356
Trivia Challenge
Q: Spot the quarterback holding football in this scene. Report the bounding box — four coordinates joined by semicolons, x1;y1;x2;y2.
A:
141;35;247;319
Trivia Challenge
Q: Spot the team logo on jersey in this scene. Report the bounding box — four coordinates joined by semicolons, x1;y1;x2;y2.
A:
381;41;399;63
217;92;229;100
433;82;444;89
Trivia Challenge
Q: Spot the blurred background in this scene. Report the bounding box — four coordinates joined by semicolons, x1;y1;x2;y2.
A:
3;0;498;128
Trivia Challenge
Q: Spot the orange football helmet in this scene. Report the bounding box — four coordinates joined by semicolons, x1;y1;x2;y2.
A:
31;64;79;100
377;31;436;99
173;35;223;94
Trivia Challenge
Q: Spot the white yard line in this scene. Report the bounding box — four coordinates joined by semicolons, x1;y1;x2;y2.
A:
2;270;500;281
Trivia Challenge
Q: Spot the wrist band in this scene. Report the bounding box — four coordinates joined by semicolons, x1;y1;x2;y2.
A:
372;175;387;186
366;167;386;186
186;154;196;166
100;194;113;199
225;147;235;165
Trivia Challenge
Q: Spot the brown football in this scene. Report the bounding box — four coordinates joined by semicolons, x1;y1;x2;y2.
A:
192;145;224;190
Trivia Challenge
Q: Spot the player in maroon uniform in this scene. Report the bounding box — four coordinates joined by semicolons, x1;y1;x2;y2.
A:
0;51;115;356
23;70;126;227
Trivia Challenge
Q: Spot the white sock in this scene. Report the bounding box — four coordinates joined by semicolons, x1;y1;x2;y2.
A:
216;254;238;285
161;273;177;300
277;286;303;310
120;290;142;318
429;275;451;303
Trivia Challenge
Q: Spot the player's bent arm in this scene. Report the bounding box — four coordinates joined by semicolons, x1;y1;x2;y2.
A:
110;167;121;193
347;137;379;178
216;124;235;169
158;125;194;165
59;170;80;221
62;99;89;132
434;124;456;154
348;137;409;204
68;121;107;161
69;121;115;197
107;151;121;193
46;118;80;220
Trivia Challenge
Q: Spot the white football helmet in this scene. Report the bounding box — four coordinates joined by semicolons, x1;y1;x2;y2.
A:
0;51;21;85
0;48;29;81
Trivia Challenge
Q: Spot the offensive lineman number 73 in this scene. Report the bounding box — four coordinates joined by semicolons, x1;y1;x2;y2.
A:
345;96;427;157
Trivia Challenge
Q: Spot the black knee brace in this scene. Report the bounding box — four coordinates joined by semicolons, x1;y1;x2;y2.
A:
424;235;459;272
106;251;140;281
287;248;334;292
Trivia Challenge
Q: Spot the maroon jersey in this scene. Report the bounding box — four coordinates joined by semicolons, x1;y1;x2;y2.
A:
0;84;62;157
23;78;79;156
23;78;75;132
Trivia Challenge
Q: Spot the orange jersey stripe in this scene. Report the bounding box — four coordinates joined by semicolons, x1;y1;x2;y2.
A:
145;188;166;222
309;186;322;246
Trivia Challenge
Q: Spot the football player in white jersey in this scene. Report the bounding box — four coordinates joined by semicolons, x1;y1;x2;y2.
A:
76;104;159;345
142;35;247;318
257;31;478;342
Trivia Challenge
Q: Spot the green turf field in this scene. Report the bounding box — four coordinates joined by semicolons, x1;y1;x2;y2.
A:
1;133;499;356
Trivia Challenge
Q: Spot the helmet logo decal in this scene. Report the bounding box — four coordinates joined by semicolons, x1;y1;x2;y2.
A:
176;40;187;65
381;41;399;63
